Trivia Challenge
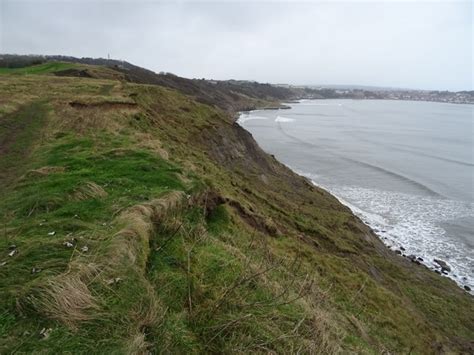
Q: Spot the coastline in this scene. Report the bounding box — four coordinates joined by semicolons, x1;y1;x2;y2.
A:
298;97;474;106
307;177;473;295
236;102;473;295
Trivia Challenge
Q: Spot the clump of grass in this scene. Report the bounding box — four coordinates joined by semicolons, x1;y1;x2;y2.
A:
24;262;100;328
71;181;108;201
24;166;66;178
110;190;186;270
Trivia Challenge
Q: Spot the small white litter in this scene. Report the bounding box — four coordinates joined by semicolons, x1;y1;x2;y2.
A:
8;249;17;257
106;277;122;285
39;328;53;339
63;241;74;248
48;231;56;236
80;245;89;253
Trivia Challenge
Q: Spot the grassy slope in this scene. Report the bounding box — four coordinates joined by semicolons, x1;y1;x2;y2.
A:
0;62;79;75
0;67;472;354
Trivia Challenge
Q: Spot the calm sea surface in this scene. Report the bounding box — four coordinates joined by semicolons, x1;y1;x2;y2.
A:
239;99;473;290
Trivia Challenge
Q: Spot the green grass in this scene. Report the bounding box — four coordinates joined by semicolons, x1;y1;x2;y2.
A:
0;128;331;352
0;62;79;75
145;206;333;353
0;72;472;354
0;130;190;353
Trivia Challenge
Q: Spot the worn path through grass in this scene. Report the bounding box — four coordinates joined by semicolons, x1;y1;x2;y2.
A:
0;101;49;191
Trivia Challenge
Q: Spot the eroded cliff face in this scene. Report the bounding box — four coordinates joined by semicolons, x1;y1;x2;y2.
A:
132;82;474;352
0;66;472;354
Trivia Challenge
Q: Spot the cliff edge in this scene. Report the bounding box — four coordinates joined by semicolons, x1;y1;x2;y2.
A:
0;59;472;353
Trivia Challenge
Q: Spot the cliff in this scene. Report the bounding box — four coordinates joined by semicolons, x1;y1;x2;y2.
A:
0;60;472;353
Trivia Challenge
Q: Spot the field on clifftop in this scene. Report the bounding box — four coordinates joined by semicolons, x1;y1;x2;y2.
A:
0;62;472;354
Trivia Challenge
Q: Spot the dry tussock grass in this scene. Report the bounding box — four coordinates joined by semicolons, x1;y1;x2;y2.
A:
0;100;20;115
126;284;164;354
109;219;152;268
110;191;186;269
126;332;148;355
23;191;186;333
303;297;343;354
84;67;125;81
49;99;135;134
107;192;185;350
24;166;66;178
134;132;169;160
24;262;101;328
177;173;193;188
72;181;108;201
212;233;343;353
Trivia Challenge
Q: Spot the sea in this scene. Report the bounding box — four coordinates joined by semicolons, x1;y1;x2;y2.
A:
238;99;473;292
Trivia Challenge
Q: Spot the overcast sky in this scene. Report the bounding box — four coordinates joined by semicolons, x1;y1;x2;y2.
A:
1;0;472;90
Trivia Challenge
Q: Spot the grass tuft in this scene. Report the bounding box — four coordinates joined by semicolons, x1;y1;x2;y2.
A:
71;181;108;201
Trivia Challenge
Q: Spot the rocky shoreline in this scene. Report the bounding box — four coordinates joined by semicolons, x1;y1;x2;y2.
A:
370;226;473;294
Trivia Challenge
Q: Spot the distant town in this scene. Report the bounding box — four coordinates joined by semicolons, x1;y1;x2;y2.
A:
285;85;474;105
335;88;474;104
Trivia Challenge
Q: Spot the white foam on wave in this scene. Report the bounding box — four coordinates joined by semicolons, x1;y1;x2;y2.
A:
295;169;474;293
275;116;295;123
237;114;269;124
297;101;343;107
335;186;473;292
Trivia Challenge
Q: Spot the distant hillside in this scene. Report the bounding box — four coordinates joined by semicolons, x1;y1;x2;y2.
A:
0;54;336;111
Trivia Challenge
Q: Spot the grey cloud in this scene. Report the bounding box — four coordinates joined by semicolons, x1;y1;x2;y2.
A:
1;0;472;90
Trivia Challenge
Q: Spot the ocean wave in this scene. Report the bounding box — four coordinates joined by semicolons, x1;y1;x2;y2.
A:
341;157;443;197
290;112;345;117
386;144;474;167
275;116;295;123
297;100;343;107
305;176;474;293
349;134;474;168
276;120;444;197
237;115;269;124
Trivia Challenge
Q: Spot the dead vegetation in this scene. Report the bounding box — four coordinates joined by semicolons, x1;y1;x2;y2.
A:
24;166;66;178
50;99;136;134
133;132;169;160
125;284;164;354
22;262;101;328
71;181;108;201
68;100;137;110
